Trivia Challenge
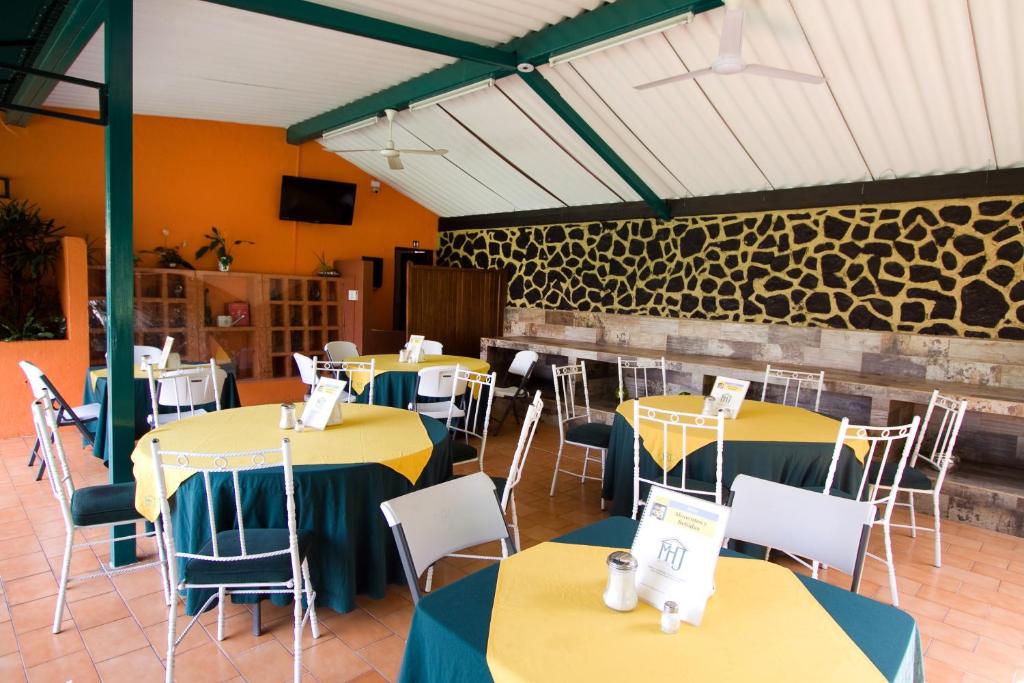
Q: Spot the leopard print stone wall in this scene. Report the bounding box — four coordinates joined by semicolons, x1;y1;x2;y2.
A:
438;196;1024;340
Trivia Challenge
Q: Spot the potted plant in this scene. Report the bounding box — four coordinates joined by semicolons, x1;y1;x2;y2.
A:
139;245;194;269
314;251;340;277
196;226;254;272
0;198;67;340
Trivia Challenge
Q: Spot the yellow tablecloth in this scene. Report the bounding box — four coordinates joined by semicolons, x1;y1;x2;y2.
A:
130;403;435;521
618;395;869;473
88;362;224;391
346;353;491;395
486;543;885;683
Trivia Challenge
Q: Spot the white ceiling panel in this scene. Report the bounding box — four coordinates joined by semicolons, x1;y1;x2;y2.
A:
969;0;1024;168
45;0;453;127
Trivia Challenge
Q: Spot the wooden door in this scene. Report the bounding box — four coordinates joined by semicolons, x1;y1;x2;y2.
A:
406;266;506;357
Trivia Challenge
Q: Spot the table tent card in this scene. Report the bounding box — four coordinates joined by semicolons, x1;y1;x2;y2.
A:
710;376;750;419
630;486;730;626
405;334;426;363
302;378;347;430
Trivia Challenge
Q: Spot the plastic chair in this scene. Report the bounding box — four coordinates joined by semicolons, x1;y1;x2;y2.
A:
324;340;359;362
380;472;515;603
616;356;667;401
146;360;226;427
293;352;318;399
317;358;375;405
725;475;876;592
550;362;611;509
133;345;164;367
490;350;538;436
409;365;466;419
421;339;443;355
150;437;319;683
760;364;825;412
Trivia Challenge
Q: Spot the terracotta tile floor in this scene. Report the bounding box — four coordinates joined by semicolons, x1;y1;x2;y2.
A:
1;424;1023;682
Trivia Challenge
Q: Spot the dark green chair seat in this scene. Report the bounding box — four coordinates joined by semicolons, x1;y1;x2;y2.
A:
867;461;934;491
184;529;313;585
70;482;138;526
800;485;858;499
451;440;478;463
566;422;612;449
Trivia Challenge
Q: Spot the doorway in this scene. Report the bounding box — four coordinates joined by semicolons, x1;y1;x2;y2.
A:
393;246;434;331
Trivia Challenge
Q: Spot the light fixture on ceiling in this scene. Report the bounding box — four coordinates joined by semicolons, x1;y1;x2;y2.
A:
322;115;380;141
408;78;495;111
548;11;694;66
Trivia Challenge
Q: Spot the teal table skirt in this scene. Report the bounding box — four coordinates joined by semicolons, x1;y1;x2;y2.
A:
400;517;924;683
602;412;864;517
169;415;452;615
83;364;241;463
354;372;490;433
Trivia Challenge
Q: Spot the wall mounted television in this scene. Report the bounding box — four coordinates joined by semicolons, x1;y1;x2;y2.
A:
279;175;356;225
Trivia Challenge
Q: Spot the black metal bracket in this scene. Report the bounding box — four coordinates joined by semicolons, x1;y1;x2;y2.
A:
0;60;107;125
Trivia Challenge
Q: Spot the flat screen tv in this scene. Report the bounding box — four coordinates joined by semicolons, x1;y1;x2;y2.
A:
279;175;356;225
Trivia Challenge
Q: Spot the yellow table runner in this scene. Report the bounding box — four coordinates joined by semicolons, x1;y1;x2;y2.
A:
618;395;869;473
130;403;435;521
346;353;490;395
486;543;885;683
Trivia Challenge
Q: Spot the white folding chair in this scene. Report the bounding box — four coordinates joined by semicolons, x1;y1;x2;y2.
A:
31;396;170;634
324;340;359;362
444;368;496;471
421;339;444;355
20;360;101;479
616;356;667;401
150;438;319;683
822;416;921;607
490;350;538;436
760;364;825;412
146;359;226;427
133;344;163;367
380;472;516;603
293;352;318;399
316;358;375;405
877;390;967;568
631;401;725;519
550;362;610;509
725;475;876;592
409;365;466;419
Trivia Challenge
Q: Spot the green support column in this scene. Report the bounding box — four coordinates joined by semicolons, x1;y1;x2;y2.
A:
105;0;136;567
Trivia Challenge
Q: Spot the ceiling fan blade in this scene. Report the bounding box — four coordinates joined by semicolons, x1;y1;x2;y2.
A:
329;148;384;153
387;155;404;170
719;7;744;58
635;67;713;91
744;63;825;84
397;148;448;156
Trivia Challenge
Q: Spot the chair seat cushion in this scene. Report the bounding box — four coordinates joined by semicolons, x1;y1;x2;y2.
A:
70;482;139;526
566;422;612;449
867;461;934;491
492;386;519;399
184;529;313;586
148;408;207;427
416;401;466;420
63;403;101;423
451;440;478;463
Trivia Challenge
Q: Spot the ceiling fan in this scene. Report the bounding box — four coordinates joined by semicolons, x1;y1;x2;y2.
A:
330;108;448;170
634;0;824;91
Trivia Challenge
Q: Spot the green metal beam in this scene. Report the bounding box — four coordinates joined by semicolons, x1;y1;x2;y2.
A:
517;70;670;219
5;0;105;127
105;0;136;567
202;0;516;68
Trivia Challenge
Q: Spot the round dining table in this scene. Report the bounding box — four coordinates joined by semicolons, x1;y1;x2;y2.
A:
129;402;452;615
603;396;868;516
345;353;490;408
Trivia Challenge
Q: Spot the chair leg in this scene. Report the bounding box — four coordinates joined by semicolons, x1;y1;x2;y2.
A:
216;587;226;641
908;491;917;538
292;583;304;683
932;491;943;569
581;448;590;483
52;530;74;633
165;588;178;683
35;457;47;481
882;522;899;607
490;399;513;437
510;493;521;551
549;443;565;497
154;519;171;607
27;437;40;467
599;449;606;511
424;565;435;593
302;559;320;639
810;560;820;580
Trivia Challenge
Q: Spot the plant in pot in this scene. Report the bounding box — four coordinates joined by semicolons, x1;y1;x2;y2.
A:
0;198;68;340
139;244;194;269
196;226;254;272
314;251;340;277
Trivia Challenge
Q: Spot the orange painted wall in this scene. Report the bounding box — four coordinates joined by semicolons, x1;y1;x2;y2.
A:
0;112;439;332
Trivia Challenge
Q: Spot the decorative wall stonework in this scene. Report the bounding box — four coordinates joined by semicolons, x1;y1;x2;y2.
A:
439;196;1024;340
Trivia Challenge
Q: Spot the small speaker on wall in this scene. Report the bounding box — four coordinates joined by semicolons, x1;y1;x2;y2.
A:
0;177;9;199
362;256;383;289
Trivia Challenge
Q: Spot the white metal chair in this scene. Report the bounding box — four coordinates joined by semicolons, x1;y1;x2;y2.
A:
293;352;318;399
490;350;538;436
760;364;825;412
616;356;667;401
133;344;164;367
146;360;226;427
316;358;375;405
725;475;876;592
444;367;497;471
822;416;921;607
31;396;170;634
421;339;444;355
324;340;359;362
550;362;611;509
409;365;466;419
20;360;101;479
380;471;516;603
876;390;967;568
631;401;725;519
150;437;319;683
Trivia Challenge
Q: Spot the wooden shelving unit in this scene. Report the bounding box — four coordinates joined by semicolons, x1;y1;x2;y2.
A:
266;276;340;379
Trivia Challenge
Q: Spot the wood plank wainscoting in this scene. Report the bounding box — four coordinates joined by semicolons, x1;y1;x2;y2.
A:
407;265;506;357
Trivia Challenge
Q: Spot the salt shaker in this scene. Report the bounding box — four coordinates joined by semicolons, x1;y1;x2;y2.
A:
294;419;305;433
603;551;638;612
279;403;296;430
661;601;681;634
702;395;716;416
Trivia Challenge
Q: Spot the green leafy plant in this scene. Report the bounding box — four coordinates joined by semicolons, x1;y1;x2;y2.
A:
195;226;253;270
313;251;339;277
0;199;66;340
139;245;194;269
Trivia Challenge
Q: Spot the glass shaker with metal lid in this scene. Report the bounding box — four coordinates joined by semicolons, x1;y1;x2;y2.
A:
603;551;639;611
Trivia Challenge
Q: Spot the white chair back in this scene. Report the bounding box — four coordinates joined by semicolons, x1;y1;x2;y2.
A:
421;339;444;355
317;358;375;404
760;364;825;412
824;417;921;513
446;367;496;470
324;341;359;362
551;362;594;439
507;350;538;378
501;391;543;512
617;356;667;401
726;475;876;589
134;345;163;367
632;401;725;518
415;365;465;400
293;353;319;390
380;472;513;603
31;396;76;510
147;360;225;424
18;360;49;400
912;390;967;489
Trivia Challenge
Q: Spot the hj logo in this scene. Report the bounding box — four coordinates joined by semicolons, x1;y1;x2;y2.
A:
658;538;687;572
